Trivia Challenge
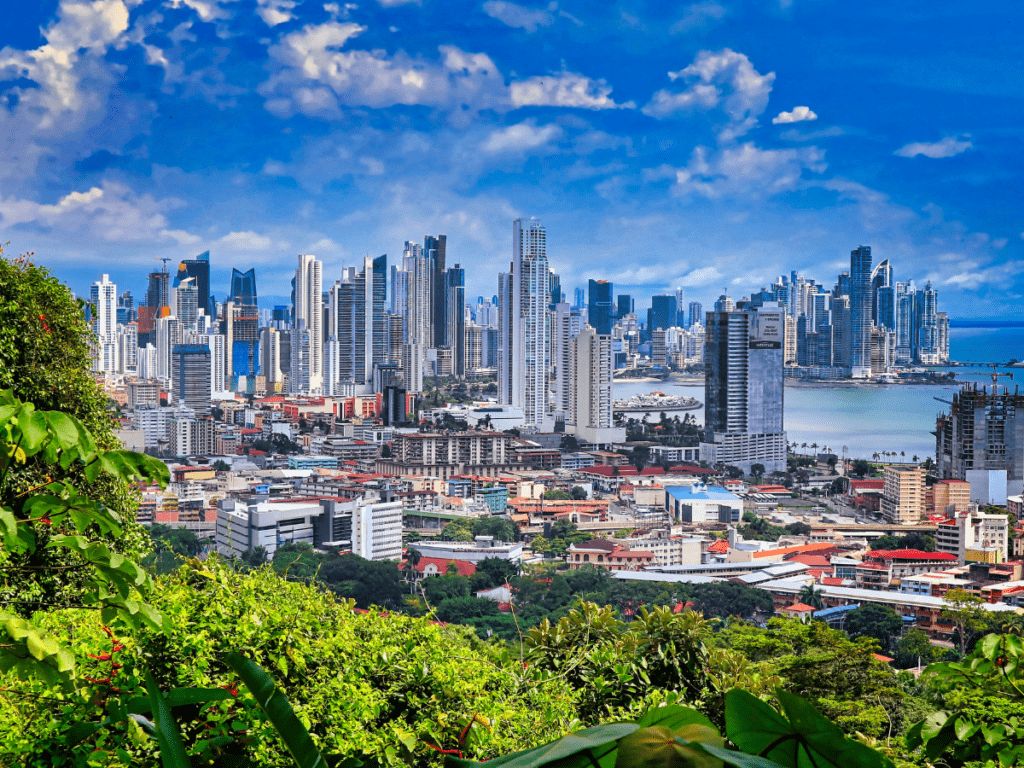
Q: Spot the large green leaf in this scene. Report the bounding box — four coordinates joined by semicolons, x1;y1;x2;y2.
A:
725;690;892;768
145;669;191;768
637;705;717;732
224;652;326;768
447;723;639;768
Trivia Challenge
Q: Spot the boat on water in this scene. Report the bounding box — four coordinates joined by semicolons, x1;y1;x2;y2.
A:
612;392;701;411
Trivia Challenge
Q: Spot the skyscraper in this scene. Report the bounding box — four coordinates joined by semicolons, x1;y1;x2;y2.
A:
445;265;466;378
90;274;117;373
649;295;678;330
292;254;324;394
850;245;873;378
588;279;613;336
688;302;703;329
702;302;787;473
174;251;211;315
616;294;633;320
146;270;171;316
325;255;387;394
551;302;582;419
229;268;257;307
425;234;447;349
394;242;432;393
498;218;550;427
171;344;212;416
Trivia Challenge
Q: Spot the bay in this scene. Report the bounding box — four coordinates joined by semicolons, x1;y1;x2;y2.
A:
613;323;1024;462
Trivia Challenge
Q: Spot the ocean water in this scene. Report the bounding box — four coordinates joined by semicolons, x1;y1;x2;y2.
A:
614;323;1023;462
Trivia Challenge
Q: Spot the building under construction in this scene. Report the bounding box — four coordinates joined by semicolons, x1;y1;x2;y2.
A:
936;384;1024;494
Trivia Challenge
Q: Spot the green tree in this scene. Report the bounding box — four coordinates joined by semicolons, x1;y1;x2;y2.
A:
892;627;941;669
212;459;231;471
423;574;471;604
569;486;588;500
472;516;521;542
470;557;520;591
750;463;766;481
798;584;824;610
846;604;903;652
543;489;572;500
942;588;989;657
851;459;871;478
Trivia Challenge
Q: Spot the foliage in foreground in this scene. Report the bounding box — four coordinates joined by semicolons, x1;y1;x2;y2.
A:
0;560;579;766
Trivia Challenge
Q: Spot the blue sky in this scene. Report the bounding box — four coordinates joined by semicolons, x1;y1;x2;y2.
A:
1;0;1021;317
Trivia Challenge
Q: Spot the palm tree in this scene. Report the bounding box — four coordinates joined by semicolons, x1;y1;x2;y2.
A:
872;452;880;462
810;442;819;458
801;442;808;455
402;548;422;594
798;583;824;610
912;454;919;464
901;450;906;463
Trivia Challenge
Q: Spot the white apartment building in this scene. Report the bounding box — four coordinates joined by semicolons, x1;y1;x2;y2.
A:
935;510;1009;564
292;254;323;395
90;274;118;373
567;324;624;446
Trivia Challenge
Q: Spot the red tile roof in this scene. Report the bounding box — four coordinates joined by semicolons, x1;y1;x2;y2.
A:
707;540;729;554
754;542;836;559
407;557;477;578
821;577;844;586
788;555;832;567
784;603;817;613
864;549;958;561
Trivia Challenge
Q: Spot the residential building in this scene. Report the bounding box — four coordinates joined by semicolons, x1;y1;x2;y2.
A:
174;251;211;315
551;302;582;419
567;324;625;446
932;479;972;514
376;431;518;479
701;302;787;473
854;548;959;590
445;264;466;378
498;218;550;428
168;415;214;457
90;274;118;373
351;499;403;561
325;255;387;395
881;465;926;524
127;380;160;411
567;538;655;571
171;344;212;416
292;254;324;395
935;510;1010;564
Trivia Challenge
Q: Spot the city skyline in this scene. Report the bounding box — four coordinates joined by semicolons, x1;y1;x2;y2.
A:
1;1;1020;318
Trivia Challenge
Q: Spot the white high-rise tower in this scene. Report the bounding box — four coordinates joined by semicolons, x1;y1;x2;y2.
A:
292;254;323;394
498;218;551;428
90;274;118;373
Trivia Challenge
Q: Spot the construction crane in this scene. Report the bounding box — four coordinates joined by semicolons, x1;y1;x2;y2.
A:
153;257;171;273
958;362;1014;391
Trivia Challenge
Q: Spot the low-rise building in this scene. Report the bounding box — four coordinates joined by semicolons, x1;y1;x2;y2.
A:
409;536;523;564
932;479;972;515
567;538;655;571
664;483;742;524
855;548;959;590
935;510;1009;564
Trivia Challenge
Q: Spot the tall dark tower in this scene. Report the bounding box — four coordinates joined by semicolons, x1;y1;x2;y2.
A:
174;251;211;314
850;245;873;378
588;280;614;335
425;234;447;349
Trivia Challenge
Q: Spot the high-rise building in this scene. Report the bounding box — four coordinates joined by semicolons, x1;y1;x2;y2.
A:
881;465;926;524
870;258;892;327
174;251;211;315
649;295;677;331
568;325;624;446
173;277;200;330
117;290;135;325
548;271;562;309
445;264;465;378
849;245;873;378
573;287;586;310
90;273;118;373
207;332;227;393
551;303;582;419
260;328;283;393
292;254;324;395
117;321;138;374
688;302;703;329
171;344;212;416
616;294;632;320
146;270;171;316
393;242;431;394
701;302;787;473
588;279;613;336
325;255;387;394
498;218;551;428
916;281;940;364
229;268;257;307
937;385;1024;497
425;235;447;350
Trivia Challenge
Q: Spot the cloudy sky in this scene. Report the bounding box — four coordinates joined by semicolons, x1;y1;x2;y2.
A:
2;0;1021;317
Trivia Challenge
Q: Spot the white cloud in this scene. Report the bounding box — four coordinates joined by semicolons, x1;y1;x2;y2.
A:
482;1;556;32
510;71;634;110
894;136;972;159
261;23;508;117
377;0;421;5
218;231;275;250
642;49;774;142
772;105;817;124
668;1;727;34
166;0;230;23
256;0;298;26
481;120;563;153
0;182;191;244
671;142;826;199
677;266;723;287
